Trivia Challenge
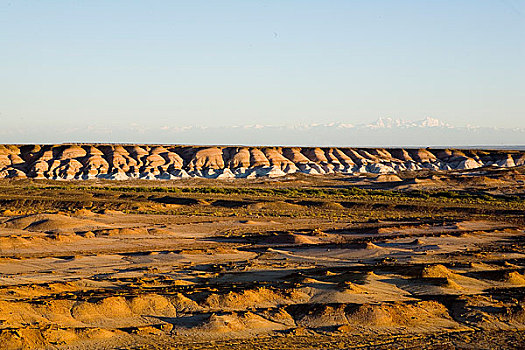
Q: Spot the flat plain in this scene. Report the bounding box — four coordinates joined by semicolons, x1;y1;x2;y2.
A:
0;166;524;349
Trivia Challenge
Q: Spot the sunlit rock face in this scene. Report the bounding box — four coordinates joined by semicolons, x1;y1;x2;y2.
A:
0;144;523;180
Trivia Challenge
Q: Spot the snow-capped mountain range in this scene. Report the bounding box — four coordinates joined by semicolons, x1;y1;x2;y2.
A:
216;117;453;131
2;117;524;147
365;117;452;129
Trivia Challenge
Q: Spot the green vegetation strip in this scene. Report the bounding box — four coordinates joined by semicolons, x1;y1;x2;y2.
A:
22;185;525;206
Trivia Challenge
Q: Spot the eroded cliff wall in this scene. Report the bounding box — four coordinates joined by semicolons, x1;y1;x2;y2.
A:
0;144;523;179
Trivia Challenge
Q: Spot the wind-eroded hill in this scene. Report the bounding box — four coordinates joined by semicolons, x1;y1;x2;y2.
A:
0;144;523;180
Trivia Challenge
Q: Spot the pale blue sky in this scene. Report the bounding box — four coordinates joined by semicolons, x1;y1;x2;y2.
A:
1;1;524;143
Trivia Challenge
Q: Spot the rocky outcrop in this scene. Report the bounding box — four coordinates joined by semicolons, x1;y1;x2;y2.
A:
0;144;523;180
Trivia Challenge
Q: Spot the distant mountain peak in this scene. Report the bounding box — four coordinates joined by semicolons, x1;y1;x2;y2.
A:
419;116;451;128
366;117;451;129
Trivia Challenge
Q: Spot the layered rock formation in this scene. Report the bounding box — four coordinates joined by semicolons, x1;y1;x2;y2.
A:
0;144;523;180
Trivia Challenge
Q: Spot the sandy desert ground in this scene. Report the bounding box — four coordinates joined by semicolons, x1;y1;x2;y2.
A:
0;165;524;349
